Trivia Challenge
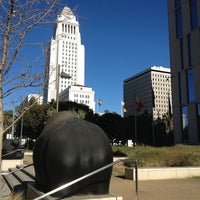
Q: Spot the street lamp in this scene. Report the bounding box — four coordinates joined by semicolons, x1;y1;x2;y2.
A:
166;77;172;133
56;64;71;112
54;33;72;112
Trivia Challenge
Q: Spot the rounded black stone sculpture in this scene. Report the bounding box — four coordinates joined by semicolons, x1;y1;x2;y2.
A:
33;111;113;197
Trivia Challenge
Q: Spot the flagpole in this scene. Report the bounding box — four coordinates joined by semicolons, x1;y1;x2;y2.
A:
96;99;98;113
121;104;124;117
152;108;155;146
135;112;137;145
121;101;125;117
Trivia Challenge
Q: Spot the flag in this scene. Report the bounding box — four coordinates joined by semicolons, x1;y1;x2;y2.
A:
135;96;143;112
121;101;127;113
98;99;103;106
123;107;127;113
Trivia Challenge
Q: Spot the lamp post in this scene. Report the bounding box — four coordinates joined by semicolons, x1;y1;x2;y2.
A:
166;77;172;132
11;105;15;139
55;33;71;112
56;64;71;112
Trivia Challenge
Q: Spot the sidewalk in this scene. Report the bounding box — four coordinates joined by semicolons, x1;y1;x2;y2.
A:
110;176;200;200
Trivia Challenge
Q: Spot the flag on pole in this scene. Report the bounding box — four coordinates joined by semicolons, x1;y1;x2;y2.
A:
98;99;103;106
121;101;127;113
135;96;143;112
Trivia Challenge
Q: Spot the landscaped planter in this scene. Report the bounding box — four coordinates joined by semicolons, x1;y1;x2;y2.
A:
113;157;128;162
125;167;200;180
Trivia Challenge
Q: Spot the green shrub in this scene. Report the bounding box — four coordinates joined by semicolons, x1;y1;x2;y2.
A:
113;150;127;157
112;145;200;167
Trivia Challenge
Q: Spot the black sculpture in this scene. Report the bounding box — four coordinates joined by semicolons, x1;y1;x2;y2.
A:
33;111;113;197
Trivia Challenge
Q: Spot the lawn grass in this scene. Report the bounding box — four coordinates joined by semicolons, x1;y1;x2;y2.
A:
112;145;200;168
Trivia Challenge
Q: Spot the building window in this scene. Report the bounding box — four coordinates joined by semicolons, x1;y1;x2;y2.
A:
197;103;200;142
180;39;184;68
181;106;189;143
187;69;195;102
190;0;198;29
175;0;181;7
176;8;183;38
179;73;183;104
187;34;192;66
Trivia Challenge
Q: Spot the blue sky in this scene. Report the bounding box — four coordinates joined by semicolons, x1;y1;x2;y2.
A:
70;0;170;114
4;0;170;114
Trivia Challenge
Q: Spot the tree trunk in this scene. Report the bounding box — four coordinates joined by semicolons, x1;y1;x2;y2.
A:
0;75;3;171
0;0;14;185
0;0;63;193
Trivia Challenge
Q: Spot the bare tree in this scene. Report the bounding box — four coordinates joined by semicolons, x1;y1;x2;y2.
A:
0;0;64;176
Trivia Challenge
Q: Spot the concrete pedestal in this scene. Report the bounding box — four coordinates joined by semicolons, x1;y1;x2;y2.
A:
27;184;123;200
1;159;23;171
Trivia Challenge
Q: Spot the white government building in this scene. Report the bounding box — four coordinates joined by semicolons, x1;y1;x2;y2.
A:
43;7;95;111
123;66;172;119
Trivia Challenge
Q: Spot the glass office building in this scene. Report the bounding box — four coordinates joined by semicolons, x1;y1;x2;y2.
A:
168;0;200;144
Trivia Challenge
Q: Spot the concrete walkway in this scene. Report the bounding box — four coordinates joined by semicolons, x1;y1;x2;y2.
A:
110;176;200;200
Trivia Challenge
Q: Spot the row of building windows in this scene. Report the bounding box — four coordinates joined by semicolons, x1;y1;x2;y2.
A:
74;94;90;99
155;93;170;98
62;48;77;54
153;83;171;88
155;99;170;104
63;70;76;74
62;41;77;46
175;0;198;39
62;24;77;34
57;34;76;40
180;102;200;143
61;64;76;69
62;57;77;62
154;88;171;92
74;99;90;105
179;68;195;104
61;61;77;66
152;78;170;83
61;74;76;83
124;90;170;101
152;73;170;79
180;34;192;69
62;48;77;51
61;84;72;89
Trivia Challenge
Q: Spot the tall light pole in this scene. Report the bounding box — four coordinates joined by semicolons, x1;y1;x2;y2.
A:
11;105;15;139
20;115;23;145
166;77;172;132
56;65;71;112
55;33;72;112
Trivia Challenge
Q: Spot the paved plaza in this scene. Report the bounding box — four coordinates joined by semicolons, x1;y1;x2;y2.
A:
110;176;200;200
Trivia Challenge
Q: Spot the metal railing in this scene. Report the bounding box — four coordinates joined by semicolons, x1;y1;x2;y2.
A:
1;148;32;176
1;148;24;158
33;159;139;200
1;163;33;176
